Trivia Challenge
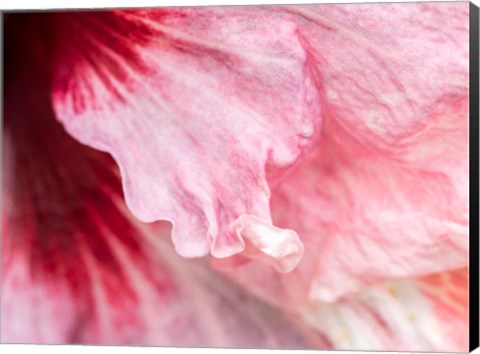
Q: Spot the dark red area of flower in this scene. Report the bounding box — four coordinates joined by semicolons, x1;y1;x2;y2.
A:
2;12;164;297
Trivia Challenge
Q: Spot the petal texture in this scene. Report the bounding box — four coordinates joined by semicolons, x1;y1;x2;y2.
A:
268;97;469;302
1;32;321;348
289;2;468;148
50;8;322;265
214;1;469;301
273;1;469;300
211;3;469;351
2;4;470;351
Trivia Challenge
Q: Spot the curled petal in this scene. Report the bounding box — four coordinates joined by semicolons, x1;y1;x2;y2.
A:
211;4;469;351
215;1;469;303
1;37;320;347
222;215;304;273
50;7;322;267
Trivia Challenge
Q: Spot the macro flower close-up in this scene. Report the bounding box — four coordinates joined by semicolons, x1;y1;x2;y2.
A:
1;2;471;351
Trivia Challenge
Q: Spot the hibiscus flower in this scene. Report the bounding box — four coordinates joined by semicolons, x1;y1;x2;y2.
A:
1;2;470;351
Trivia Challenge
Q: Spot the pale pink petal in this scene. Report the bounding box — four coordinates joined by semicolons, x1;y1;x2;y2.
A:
214;2;468;304
211;4;469;350
273;2;469;300
3;5;470;350
289;2;468;149
1;37;321;347
49;8;321;268
265;97;469;303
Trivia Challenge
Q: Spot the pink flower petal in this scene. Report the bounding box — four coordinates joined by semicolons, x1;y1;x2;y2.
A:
214;1;468;302
2;4;470;350
265;98;469;303
210;4;468;350
1;40;321;347
273;2;469;300
290;2;468;146
49;8;321;268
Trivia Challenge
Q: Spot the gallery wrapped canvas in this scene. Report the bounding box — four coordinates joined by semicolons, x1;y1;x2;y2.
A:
1;1;478;352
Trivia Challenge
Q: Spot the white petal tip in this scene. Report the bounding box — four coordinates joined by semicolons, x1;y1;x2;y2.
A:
229;214;304;273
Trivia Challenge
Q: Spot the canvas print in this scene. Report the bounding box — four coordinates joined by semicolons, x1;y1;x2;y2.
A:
1;1;476;351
